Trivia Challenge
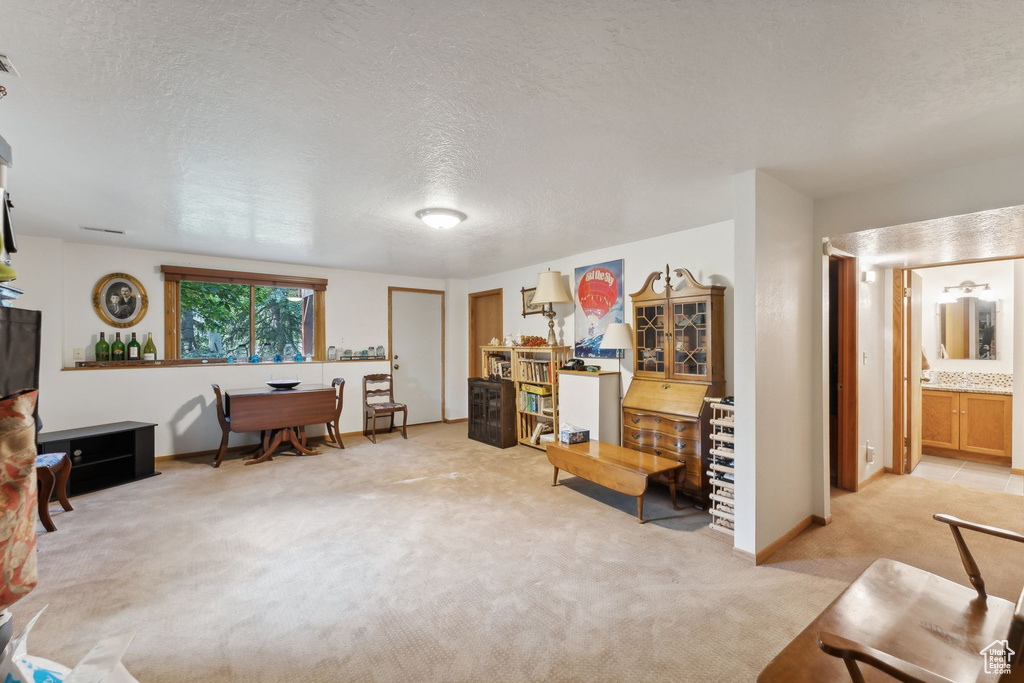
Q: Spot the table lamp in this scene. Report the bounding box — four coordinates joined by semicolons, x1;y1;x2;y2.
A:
533;269;573;345
600;321;634;398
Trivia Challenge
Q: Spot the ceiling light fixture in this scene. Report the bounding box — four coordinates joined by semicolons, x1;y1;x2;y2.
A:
941;280;997;302
416;208;466;230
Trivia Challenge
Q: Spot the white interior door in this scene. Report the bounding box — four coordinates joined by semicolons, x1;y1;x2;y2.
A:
391;290;443;425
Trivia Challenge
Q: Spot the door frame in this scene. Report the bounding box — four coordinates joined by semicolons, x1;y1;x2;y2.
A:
387;286;446;423
831;254;860;491
468;288;503;378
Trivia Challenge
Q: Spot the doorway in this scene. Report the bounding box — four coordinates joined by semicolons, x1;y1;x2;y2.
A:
828;255;859;491
389;288;445;425
468;288;503;378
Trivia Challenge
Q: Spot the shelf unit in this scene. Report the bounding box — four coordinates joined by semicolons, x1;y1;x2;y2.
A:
480;345;514;380
513;346;571;449
706;398;735;536
37;421;158;496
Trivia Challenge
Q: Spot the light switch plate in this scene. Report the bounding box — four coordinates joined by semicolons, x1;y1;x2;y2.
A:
73;347;85;361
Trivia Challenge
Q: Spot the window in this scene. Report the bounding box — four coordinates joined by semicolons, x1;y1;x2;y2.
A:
162;266;326;361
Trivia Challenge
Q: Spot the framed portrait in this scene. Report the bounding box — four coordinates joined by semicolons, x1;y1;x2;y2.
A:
574;259;624;358
92;273;148;328
521;286;545;317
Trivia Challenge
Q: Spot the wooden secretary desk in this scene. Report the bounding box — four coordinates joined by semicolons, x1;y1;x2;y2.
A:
622;266;725;508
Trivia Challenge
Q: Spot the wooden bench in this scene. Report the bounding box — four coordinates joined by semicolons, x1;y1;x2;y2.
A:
546;440;685;523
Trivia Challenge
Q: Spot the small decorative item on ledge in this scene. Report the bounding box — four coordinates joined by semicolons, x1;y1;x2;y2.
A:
274;353;282;363
327;346;337;361
250;354;260;363
519;335;546;347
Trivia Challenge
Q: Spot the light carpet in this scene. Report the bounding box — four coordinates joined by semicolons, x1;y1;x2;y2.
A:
13;423;1024;681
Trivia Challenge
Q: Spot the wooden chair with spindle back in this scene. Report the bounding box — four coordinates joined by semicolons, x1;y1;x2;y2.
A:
758;513;1024;682
324;378;345;448
362;374;407;444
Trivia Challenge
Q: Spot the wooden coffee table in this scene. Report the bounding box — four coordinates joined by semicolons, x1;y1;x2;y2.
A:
546;440;685;523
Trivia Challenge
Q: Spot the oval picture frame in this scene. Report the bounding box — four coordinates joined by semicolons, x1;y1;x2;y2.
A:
92;273;149;328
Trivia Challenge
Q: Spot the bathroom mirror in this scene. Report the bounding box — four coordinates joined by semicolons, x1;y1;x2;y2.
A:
939;298;997;360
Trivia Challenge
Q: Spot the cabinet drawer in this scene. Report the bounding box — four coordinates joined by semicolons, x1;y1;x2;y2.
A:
622;411;697;438
629;446;700;488
623;431;697;455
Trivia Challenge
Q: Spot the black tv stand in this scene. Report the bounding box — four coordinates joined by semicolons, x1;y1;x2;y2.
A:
37;421;158;496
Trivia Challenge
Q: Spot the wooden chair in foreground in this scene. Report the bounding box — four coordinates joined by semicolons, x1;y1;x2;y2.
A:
324;377;345;448
362;374;407;444
758;513;1024;682
35;452;73;532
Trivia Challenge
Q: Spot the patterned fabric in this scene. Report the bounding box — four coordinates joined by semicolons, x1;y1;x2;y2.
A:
369;402;405;411
0;388;39;610
35;453;66;470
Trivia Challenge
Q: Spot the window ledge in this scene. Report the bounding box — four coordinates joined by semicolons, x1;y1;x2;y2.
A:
64;357;390;371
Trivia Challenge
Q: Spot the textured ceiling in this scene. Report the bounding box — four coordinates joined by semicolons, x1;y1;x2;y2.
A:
2;1;1024;278
830;204;1024;268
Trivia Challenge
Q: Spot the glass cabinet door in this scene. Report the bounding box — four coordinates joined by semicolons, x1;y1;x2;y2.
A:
672;298;709;380
634;304;666;376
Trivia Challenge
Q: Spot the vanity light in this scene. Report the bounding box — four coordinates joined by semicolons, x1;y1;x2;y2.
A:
416;208;467;230
941;280;995;302
979;285;998;302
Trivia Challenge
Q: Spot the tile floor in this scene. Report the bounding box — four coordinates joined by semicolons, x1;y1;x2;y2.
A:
910;454;1023;496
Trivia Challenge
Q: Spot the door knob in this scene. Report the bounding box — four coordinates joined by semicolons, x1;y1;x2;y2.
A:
394;364;400;370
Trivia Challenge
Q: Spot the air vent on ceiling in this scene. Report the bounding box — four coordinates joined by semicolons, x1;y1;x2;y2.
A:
0;55;19;78
81;226;125;236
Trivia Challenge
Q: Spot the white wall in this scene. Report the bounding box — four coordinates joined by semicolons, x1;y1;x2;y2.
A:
917;261;1014;374
857;267;886;483
444;278;470;421
734;171;816;555
465;220;736;397
12;236;457;456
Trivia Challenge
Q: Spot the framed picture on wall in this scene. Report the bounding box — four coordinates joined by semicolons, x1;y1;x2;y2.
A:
574;259;624;358
92;272;148;328
521;286;545;317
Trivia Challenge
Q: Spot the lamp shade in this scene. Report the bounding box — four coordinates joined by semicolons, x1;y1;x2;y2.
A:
600;322;633;350
533;270;572;305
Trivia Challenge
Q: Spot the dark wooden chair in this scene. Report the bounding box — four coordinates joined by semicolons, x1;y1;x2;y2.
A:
362;374;407;443
35;452;73;532
212;384;231;468
324;377;345;448
758;513;1024;682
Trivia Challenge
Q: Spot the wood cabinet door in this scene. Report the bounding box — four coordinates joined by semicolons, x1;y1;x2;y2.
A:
921;391;958;450
959;393;1012;460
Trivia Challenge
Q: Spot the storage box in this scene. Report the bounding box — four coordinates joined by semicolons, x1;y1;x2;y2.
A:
559;423;590;444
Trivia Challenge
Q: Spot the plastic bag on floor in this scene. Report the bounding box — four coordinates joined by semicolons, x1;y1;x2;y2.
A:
0;607;139;682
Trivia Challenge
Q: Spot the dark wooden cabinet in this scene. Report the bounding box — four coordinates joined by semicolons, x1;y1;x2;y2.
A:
468;378;516;449
37;421;158;496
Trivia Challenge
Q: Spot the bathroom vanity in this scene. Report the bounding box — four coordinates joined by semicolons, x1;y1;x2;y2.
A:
922;382;1012;464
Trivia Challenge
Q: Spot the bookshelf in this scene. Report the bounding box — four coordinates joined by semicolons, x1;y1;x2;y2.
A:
513;345;571;449
480;345;513;380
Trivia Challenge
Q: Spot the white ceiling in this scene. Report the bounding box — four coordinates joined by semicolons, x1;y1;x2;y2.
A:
1;1;1024;278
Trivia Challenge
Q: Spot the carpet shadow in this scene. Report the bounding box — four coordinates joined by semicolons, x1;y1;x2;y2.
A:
555;477;710;531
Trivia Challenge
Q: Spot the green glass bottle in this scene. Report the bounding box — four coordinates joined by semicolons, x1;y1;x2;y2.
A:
111;332;126;361
142;332;157;361
95;332;110;362
127;332;141;361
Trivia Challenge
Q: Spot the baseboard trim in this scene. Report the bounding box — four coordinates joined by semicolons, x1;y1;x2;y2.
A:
812;514;832;526
1012;468;1024;476
443;417;468;424
884;466;896;474
857;467;886;490
755;515;813;565
732;547;755;564
156;434;339;462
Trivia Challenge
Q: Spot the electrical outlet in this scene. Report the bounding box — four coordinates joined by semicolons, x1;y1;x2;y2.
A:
73;347;85;361
862;351;868;365
865;440;875;464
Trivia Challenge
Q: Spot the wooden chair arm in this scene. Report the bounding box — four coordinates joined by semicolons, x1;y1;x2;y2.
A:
817;632;955;683
933;514;1024;600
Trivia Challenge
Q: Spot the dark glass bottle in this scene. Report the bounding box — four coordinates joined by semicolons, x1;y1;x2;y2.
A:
127;332;141;360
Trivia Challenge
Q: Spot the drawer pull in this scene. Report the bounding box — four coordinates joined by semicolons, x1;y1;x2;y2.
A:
631;417;641;424
674;425;686;433
631;432;641;440
655;417;662;423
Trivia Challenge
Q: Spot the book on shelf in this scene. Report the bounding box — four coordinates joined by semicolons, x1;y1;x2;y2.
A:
530;421;554;444
519;391;553;415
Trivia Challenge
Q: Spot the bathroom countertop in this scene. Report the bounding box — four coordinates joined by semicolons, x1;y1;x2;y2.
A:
922;383;1012;395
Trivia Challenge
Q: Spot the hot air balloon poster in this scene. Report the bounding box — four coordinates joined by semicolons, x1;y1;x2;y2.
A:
573;259;624;358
